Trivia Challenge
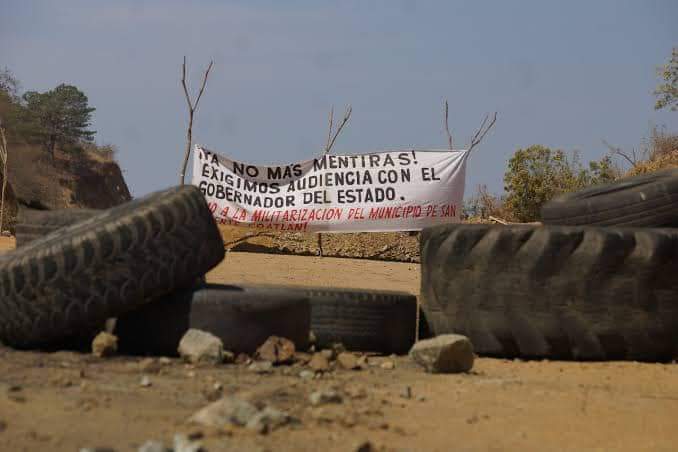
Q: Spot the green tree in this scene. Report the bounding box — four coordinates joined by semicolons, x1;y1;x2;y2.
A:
503;145;618;222
655;47;677;111
22;84;96;156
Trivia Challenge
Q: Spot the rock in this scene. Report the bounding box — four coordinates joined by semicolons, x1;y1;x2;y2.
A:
248;361;273;374
354;441;376;452
158;357;172;365
309;390;342;406
357;355;369;367
139;358;161;374
380;361;395;370
189;396;259;428
400;386;412;399
256;336;295;365
331;343;346;354
409;334;474;373
223;350;235;364
138;440;168;452
140;376;152;387
178;329;224;365
299;370;315;380
173;433;203;452
91;332;118;358
294;352;312;364
245;406;293;434
235;353;251;365
308;353;330;372
320;349;335;361
202;382;223;402
337;353;360;370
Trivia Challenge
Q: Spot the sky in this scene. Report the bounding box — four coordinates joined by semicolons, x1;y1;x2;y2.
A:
1;0;676;197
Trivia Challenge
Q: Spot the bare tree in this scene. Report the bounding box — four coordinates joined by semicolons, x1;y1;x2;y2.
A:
317;104;352;256
443;100;453;150
468;112;497;152
442;100;496;152
603;139;639;168
0;119;8;234
179;56;214;185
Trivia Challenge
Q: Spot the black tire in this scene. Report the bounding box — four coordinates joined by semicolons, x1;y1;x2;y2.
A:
541;168;678;227
0;186;225;348
15;208;99;247
115;284;310;356
293;287;418;354
420;223;678;361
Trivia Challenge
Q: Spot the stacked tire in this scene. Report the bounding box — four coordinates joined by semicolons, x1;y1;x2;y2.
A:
420;169;678;361
8;198;418;355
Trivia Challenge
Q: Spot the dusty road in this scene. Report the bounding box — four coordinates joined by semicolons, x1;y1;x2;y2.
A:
1;237;677;451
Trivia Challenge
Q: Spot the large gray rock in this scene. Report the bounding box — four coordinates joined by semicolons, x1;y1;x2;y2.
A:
178;329;224;365
409;334;474;373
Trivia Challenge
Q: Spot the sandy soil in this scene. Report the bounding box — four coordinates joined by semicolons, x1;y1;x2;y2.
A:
1;236;677;452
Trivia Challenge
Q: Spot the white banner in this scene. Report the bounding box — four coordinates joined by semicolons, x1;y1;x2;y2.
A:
191;145;468;233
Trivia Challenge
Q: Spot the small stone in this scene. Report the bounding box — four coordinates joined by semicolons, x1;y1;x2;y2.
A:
357;355;369;367
202;382;223;402
235;353;251;365
189;396;259;427
409;334;475;373
178;329;224;365
158;357;172;365
299;370;315;380
248;361;273;374
355;441;376;452
337;353;360;370
309;389;343;406
140;376;152;387
256;336;295;365
320;349;335;361
173;433;203;452
245;406;293;434
91;332;118;358
223;350;235;364
294;352;312;364
331;343;346;354
380;361;395;370
308;353;330;372
400;386;412;399
139;358;161;374
138;440;168;452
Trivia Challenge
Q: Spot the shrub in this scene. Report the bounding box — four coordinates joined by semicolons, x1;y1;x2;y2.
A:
503;145;618;222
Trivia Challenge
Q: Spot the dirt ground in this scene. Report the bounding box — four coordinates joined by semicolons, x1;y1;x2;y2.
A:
1;236;677;452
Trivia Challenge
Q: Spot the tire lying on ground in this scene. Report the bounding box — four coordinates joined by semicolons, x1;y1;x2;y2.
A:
0;185;225;348
541;168;678;227
15;208;100;247
293;286;418;354
114;284;310;356
420;223;678;361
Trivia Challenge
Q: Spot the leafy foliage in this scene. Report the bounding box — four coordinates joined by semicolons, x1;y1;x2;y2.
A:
22;84;96;155
655;47;678;112
503;145;619;222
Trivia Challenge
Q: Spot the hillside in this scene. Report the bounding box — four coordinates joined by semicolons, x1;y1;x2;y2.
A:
1;143;130;231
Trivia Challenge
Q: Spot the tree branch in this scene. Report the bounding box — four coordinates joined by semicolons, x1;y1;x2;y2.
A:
444;100;453;150
193;60;214;112
603;139;638;167
325;106;334;153
325;104;351;153
468;112;497;152
179;57;214;185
